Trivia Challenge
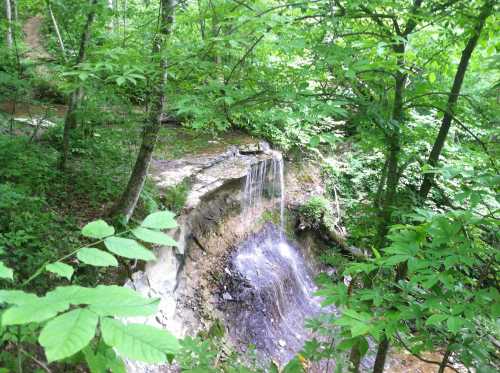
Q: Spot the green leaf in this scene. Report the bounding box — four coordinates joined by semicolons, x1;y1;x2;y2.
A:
88;293;160;317
0;261;13;280
77;248;118;267
132;227;178;247
101;318;180;363
104;237;156;261
39;308;98;362
447;316;463;334
82;220;115;239
46;262;74;280
350;321;371;337
83;343;126;373
141;211;177;230
48;285;160;317
428;72;436;83
382;254;410;266
309;135;320;147
336;338;357;351
116;76;126;86
0;290;38;305
2;297;70;325
425;314;447;326
282;357;304;373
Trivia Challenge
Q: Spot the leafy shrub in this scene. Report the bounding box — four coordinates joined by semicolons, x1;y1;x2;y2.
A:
0;211;180;368
299;195;336;231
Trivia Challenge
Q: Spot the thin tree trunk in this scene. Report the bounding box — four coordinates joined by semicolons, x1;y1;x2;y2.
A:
419;0;493;199
374;157;389;211
111;0;177;222
438;345;453;373
59;0;98;170
374;44;406;249
5;0;13;48
11;0;17;21
373;36;418;373
46;0;67;61
107;0;116;31
349;343;362;373
373;338;390;373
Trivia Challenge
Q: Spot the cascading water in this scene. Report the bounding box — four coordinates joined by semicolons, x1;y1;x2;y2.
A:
242;151;285;231
221;151;323;365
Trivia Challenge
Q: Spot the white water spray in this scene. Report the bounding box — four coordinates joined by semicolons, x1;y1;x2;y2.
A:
242;151;285;231
224;151;322;365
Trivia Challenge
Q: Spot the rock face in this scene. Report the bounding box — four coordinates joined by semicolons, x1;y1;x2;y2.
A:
125;141;334;372
126;142;279;371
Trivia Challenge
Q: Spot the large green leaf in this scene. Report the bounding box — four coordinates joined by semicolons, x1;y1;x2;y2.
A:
77;248;118;267
82;220;115;239
46;285;160;317
0;261;13;280
0;290;38;305
83;343;126;373
132;227;178;247
88;292;160;317
104;237;156;261
46;262;74;280
101;318;180;363
2;297;70;325
141;211;177;230
447;316;464;333
425;313;448;326
39;308;98;362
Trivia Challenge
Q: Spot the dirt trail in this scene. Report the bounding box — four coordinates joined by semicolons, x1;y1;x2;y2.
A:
23;16;52;60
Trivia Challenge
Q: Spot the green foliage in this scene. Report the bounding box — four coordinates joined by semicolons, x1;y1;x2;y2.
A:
45;262;75;280
2;0;499;371
101;318;179;364
317;205;499;371
0;211;180;367
299;196;333;225
161;179;190;214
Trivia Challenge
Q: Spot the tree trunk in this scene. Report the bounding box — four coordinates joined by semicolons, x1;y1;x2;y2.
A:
373;337;390;373
374;43;406;249
46;0;67;61
4;0;13;48
111;0;177;223
419;0;493;200
373;41;409;373
349;343;362;373
11;0;17;21
59;0;98;170
438;345;453;373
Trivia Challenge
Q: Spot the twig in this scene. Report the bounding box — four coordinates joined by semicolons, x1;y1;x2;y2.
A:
333;184;341;223
395;333;459;373
19;348;52;373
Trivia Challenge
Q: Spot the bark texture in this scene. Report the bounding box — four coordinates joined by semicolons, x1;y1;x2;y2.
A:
419;0;493;199
111;0;177;222
4;0;13;48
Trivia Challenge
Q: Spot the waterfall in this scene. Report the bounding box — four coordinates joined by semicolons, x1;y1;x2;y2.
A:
222;150;322;365
242;151;285;231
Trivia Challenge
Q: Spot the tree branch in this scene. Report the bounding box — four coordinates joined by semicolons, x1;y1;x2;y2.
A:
395;333;460;373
